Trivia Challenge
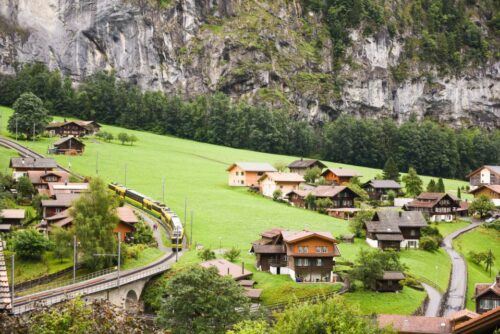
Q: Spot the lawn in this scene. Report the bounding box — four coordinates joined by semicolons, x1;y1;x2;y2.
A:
433;220;471;237
453;227;500;310
121;247;165;270
0;105;470;312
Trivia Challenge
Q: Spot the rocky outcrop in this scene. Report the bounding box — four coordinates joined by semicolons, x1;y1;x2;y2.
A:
0;0;498;128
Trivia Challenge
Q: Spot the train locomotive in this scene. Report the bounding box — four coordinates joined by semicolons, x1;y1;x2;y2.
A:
108;183;183;250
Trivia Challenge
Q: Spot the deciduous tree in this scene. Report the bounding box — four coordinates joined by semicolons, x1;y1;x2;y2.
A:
303;166;322;184
11;229;51;260
351;249;405;290
469;195;495;218
8;92;51;139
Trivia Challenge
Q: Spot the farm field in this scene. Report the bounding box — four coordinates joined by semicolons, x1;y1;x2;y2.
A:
453;227;500;310
0;105;473;314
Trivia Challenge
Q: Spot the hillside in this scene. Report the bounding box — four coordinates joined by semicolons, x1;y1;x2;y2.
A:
0;105;475;313
0;0;498;128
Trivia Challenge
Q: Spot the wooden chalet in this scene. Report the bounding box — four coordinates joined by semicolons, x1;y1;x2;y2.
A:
0;209;25;232
474;276;500;314
46;120;101;137
470;185;500;207
227;162;277;187
287;159;326;175
251;229;341;283
9;157;57;180
321;168;361;185
285;185;359;209
51;136;85;155
454;307;500;334
404;192;461;222
466;165;500;190
362;179;402;200
375;271;405;292
258;172;304;198
46;182;89;198
27;170;70;193
365;210;427;250
41;193;81;219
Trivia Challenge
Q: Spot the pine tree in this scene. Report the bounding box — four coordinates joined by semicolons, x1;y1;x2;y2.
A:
402;167;423;197
437;178;445;192
426;179;437;192
457;187;461;199
485;249;495;277
382;157;400;181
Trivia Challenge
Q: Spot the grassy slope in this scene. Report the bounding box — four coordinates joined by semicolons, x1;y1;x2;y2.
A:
434;220;471;237
0;106;471;314
453;227;500;310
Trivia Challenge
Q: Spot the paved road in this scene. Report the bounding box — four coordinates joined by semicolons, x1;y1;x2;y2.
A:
422;283;442;317
441;222;482;316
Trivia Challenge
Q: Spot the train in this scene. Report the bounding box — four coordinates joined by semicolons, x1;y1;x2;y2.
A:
108;183;184;250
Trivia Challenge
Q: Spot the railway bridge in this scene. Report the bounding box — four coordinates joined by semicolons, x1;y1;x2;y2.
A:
0;137;180;314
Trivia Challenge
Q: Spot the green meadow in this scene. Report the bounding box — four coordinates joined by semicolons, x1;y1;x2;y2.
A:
0;105;475;314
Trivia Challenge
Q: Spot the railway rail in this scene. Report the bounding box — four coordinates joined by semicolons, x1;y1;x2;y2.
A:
0;137;179;314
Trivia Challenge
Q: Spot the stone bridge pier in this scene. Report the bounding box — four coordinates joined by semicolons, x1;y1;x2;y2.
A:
82;277;150;312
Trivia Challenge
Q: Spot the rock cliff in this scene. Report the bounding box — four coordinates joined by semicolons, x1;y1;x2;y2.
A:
0;0;498;128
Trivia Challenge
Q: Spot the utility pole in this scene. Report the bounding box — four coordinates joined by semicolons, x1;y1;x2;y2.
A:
73;235;77;284
162;177;165;203
190;210;193;248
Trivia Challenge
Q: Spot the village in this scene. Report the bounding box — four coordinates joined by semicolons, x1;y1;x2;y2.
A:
0;114;497;334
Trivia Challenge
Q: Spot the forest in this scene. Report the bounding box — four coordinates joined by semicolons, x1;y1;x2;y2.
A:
0;63;498;179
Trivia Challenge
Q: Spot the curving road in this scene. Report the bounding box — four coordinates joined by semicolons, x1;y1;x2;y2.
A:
422;283;442;317
441;221;482;316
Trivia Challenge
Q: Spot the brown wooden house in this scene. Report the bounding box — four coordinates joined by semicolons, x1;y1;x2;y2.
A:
375;271;405;292
0;209;25;232
321;168;361;185
46;120;101;137
404;192;461;222
362;179;402;200
251;229;341;283
474;276;500;314
9;157;58;180
466;165;500;190
51;136;85;155
27;170;70;193
285;185;359;209
470;185;500;207
287;159;326;176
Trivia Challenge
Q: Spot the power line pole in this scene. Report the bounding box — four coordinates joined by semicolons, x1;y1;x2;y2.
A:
175;233;179;262
190;210;193;248
184;198;187;228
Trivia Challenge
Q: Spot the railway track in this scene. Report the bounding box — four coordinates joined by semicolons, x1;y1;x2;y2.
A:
0;137;177;314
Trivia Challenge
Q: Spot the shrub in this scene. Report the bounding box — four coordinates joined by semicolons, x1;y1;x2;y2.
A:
272;189;282;201
11;229;51;260
117;132;129;145
419;236;439;251
468;250;487;265
132;221;155;245
198;248;216;261
124;244;146;260
484;220;500;231
315;198;332;214
223;247;241;262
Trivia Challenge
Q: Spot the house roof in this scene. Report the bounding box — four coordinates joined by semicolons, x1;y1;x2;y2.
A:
466;165;500;178
200;259;252;280
365;221;401;234
374;210;427;227
260;228;283;238
474;278;500;299
453;306;500;334
285;189;312;198
0;224;12;231
1;209;25;220
10;157;58;169
27;170;70;184
53;216;74;228
281;230;335;243
447;309;479;322
377;315;451;334
53;136;85;147
238;280;255;288
311;185;349;198
251;244;286;254
41;193;81;207
470;184;500;195
375;233;404;241
406;193;460;209
321;168;361;178
287;159;326;169
226;162;277;172
116;207;139;224
364;179;402;189
381;271;405;280
46;208;71;221
46;120;100;130
259;172;304;183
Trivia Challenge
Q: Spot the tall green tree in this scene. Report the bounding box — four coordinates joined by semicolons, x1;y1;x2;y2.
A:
469;195;495;218
11;229;51;260
382;157;400;181
51;226;74;263
402;167;423;197
436;178;445;192
71;178;119;270
15;175;35;199
303;166;322;184
8;92;51;139
157;265;250;334
426;179;437;192
351;249;405;290
457;187;461;199
484;249;495;277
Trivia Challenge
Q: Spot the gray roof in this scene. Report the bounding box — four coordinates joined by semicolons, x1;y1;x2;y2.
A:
374;210;427;227
381;271;405;280
251;244;286;254
365;221;401;234
227;162;277;172
288;159;326;169
375;233;404;241
53;136;84;147
364;179;402;189
486;165;500;174
10;157;58;169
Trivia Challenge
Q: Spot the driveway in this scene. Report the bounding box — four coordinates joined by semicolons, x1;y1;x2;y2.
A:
422;283;442;317
441;222;482;316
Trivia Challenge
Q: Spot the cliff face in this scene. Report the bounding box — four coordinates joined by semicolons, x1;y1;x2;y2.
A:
0;0;498;128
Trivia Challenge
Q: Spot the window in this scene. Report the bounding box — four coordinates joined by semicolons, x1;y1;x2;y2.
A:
240;180;244;185
241;172;245;176
295;258;309;267
410;229;416;236
257;172;264;176
316;258;322;266
480;299;500;310
298;246;308;253
315;246;328;253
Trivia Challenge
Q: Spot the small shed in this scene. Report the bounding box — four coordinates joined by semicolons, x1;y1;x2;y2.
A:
375;271;405;292
340;234;355;243
0;209;25;226
52;136;85;155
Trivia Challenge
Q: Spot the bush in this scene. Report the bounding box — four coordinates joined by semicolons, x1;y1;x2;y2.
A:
315;198;332;214
468;250;487;265
131;221;155;245
484;220;500;231
198;248;216;261
124;244;146;260
419;236;439;251
223;247;241;262
15;175;35;200
401;276;421;289
272;189;282;201
11;229;51;260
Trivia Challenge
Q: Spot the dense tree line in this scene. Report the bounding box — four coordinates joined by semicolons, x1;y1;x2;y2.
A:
1;63;499;179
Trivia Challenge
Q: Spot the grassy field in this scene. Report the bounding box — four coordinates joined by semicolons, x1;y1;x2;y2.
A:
434;220;471;237
0;105;472;314
453;227;500;310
